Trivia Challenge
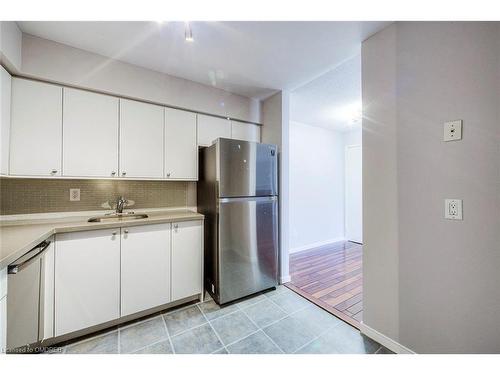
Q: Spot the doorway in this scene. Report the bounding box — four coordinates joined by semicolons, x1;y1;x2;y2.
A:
286;55;363;329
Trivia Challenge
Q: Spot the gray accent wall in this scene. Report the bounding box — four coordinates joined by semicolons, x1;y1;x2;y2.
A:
362;22;500;353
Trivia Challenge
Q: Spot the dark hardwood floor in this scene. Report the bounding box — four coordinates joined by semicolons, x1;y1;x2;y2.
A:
286;241;363;329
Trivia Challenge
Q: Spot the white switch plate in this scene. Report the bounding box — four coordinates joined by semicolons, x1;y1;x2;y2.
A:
444;120;462;141
445;199;462;220
70;188;81;202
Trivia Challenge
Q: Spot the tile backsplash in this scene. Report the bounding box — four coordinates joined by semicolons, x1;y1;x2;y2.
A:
0;178;194;215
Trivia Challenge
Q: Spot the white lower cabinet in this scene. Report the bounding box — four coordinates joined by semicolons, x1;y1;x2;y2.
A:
121;224;171;316
55;229;120;336
171;221;203;301
42;240;55;341
0;296;6;354
53;220;202;339
0;267;6;354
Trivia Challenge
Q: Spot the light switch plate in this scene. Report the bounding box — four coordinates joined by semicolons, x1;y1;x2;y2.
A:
445;199;462;220
444;120;462;141
70;188;81;202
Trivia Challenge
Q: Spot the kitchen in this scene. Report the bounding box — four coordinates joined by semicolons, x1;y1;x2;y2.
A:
3;7;500;369
0;20;386;355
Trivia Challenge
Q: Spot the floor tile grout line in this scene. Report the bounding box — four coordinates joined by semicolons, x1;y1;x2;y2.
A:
129;336;172;354
169;321;210;338
238;305;284;354
198;303;228;354
291;322;340;354
161;313;177;354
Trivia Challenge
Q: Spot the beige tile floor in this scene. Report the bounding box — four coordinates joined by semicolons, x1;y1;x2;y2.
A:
48;286;393;354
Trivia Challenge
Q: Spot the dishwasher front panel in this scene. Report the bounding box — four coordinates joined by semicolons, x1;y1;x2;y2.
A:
7;257;41;350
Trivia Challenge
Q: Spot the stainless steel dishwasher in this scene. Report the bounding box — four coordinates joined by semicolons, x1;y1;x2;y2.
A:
7;240;51;352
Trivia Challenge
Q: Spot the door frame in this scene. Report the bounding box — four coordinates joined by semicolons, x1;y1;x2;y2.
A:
344;144;362;244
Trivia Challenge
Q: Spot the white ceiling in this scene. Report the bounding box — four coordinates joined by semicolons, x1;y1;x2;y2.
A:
291;54;361;132
17;21;389;99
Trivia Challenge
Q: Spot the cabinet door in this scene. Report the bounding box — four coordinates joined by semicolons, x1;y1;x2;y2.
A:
0;297;6;355
120;99;164;178
0;66;11;175
41;240;55;341
231;121;261;143
171;220;203;301
55;228;120;336
63;88;119;177
165;108;197;180
121;224;171;316
197;114;231;147
10;78;62;176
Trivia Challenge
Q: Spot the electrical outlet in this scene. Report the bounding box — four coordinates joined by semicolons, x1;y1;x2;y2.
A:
70;188;81;202
444;120;462;141
445;199;462;220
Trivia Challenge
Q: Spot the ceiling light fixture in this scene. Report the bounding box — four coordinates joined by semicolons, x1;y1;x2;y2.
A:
184;22;194;42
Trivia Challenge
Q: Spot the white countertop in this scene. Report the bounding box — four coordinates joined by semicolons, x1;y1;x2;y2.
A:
0;209;204;270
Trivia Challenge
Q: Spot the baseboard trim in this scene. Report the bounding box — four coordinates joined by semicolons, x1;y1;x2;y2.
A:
360;323;415;354
280;275;291;283
289;237;346;254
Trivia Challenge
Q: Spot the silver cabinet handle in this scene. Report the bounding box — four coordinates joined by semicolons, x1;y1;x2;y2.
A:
112;231;117;236
124;229;129;234
50;169;58;175
122;171;127;176
173;224;178;229
166;172;171;177
111;171;116;176
8;241;51;274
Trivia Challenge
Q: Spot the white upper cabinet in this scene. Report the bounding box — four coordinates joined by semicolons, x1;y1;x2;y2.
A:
165;108;197;180
0;66;11;176
120;99;164;179
197;114;231;147
231;120;261;143
10;78;62;176
63;88;119;177
120;224;171;316
171;220;203;301
55;228;120;336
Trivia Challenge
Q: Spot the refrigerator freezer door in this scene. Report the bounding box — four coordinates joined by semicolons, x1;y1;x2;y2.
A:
218;138;277;198
218;196;278;304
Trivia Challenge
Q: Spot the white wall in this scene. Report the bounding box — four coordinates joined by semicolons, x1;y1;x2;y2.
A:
343;128;361;147
362;23;400;345
17;33;260;124
0;22;22;71
262;91;290;283
362;22;500;353
289;121;346;252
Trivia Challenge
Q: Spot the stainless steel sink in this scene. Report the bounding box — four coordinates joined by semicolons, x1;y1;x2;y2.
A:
88;212;148;223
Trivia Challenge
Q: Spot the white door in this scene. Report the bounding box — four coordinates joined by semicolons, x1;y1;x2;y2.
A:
345;145;363;243
121;224;171;316
55;228;120;336
165;108;197;180
120;99;164;178
10;78;63;176
63;88;119;177
0;66;11;175
171;220;202;301
197;114;231;147
231;121;261;142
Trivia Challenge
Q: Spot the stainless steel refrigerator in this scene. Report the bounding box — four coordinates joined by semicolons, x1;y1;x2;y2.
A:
198;138;279;305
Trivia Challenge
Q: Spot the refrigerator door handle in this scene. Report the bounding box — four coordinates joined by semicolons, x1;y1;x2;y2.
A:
218;196;277;204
